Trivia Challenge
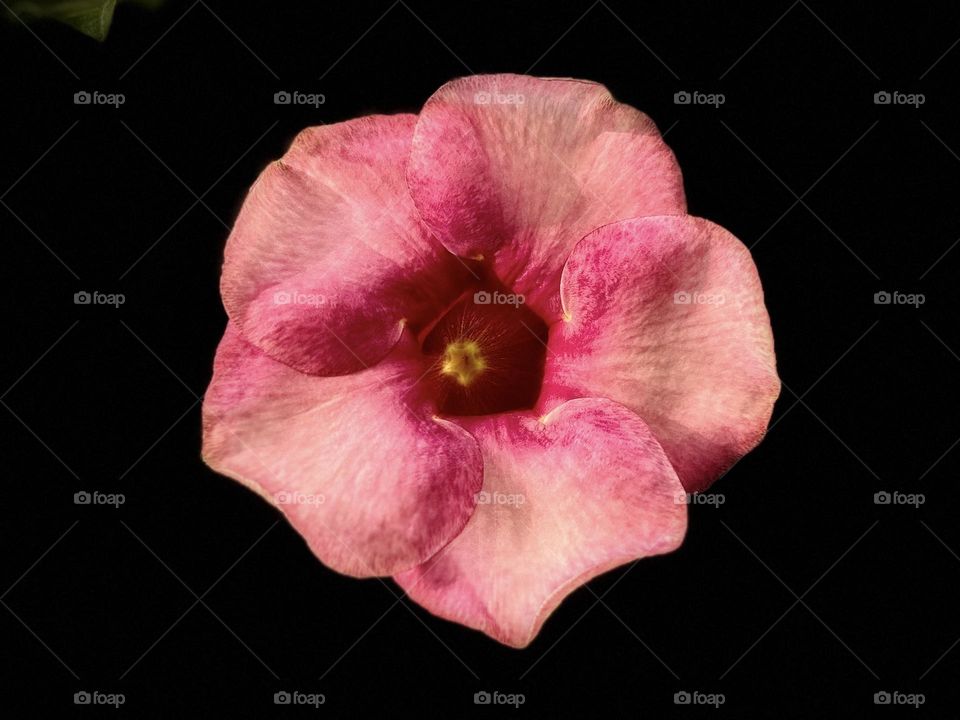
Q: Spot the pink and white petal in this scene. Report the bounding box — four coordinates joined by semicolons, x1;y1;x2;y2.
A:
222;114;470;376
542;215;781;493
395;399;687;648
407;74;686;319
202;323;483;577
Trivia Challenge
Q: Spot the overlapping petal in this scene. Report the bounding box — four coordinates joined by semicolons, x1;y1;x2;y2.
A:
202;323;483;577
407;74;686;319
222;114;471;376
395;399;687;647
542;215;780;492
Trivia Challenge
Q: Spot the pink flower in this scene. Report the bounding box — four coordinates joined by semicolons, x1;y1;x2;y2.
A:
202;74;780;648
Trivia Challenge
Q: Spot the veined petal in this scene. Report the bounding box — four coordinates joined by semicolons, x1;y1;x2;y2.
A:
223;114;471;376
202;324;483;577
396;399;686;647
543;215;780;492
407;74;686;319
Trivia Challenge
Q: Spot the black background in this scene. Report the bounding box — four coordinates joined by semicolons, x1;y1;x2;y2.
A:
1;1;958;717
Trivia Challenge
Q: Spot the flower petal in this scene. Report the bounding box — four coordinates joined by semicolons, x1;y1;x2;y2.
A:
222;114;471;376
407;74;686;319
395;398;686;648
543;215;780;493
202;323;483;577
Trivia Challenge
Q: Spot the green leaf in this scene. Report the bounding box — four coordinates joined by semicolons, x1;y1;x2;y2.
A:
9;0;117;41
8;0;163;42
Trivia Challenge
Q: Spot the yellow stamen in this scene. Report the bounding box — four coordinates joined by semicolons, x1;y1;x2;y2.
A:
440;339;486;386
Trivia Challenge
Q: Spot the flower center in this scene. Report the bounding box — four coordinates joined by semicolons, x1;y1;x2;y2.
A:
420;284;549;416
440;340;487;386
